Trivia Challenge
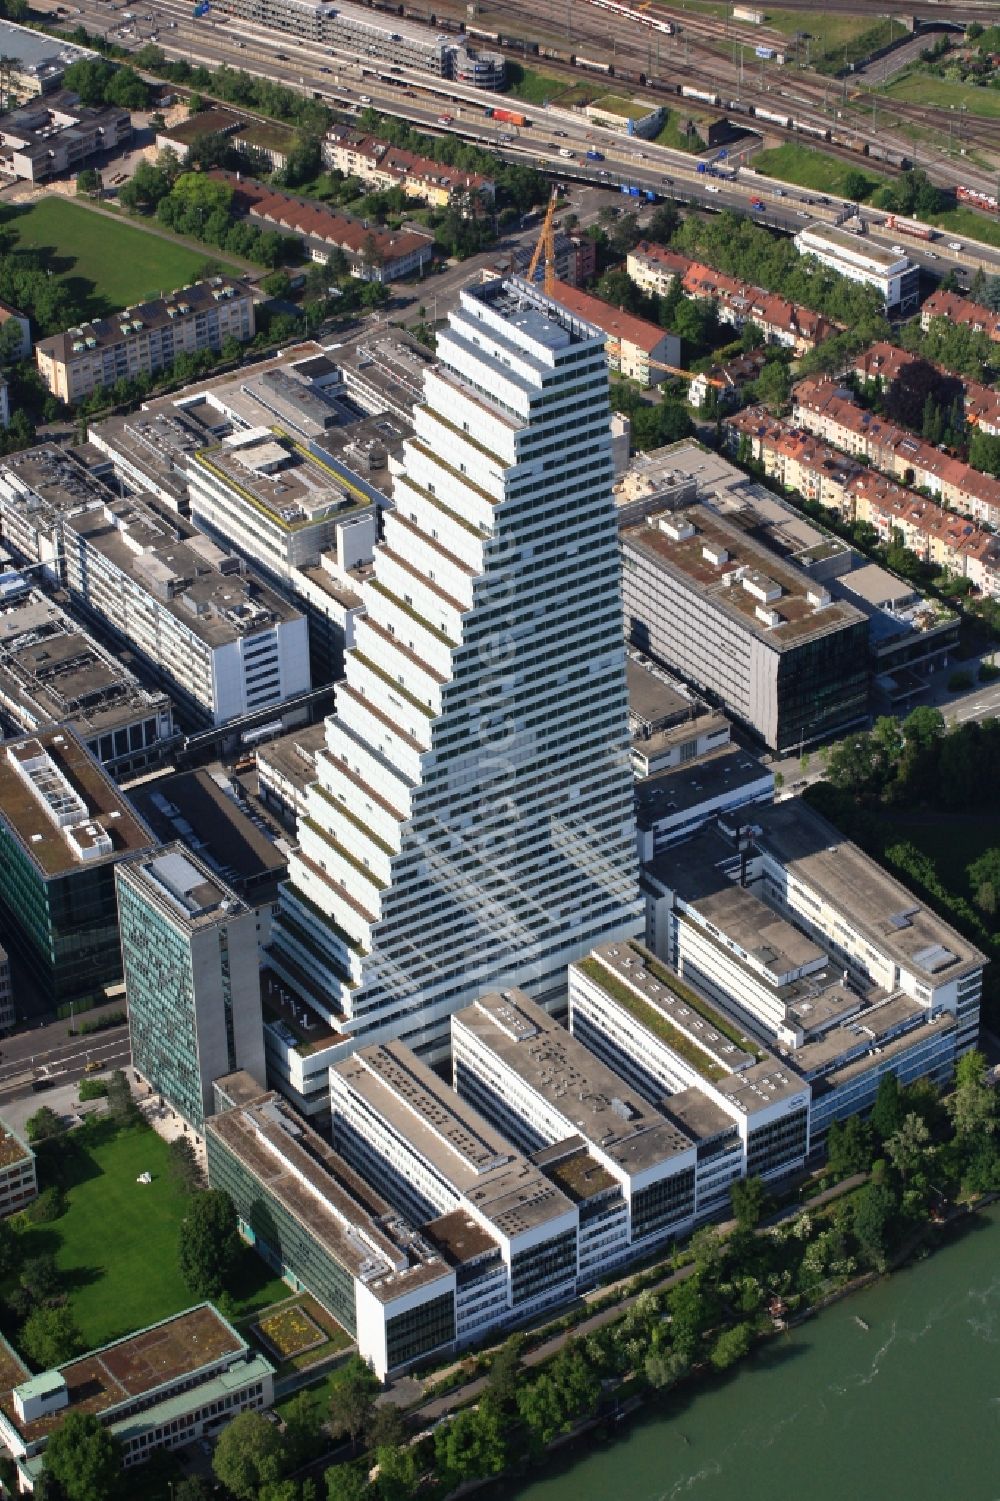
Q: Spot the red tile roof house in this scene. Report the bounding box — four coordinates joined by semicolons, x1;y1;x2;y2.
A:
214;172;434;284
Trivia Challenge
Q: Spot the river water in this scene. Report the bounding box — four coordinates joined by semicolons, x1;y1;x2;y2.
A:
502;1206;1000;1501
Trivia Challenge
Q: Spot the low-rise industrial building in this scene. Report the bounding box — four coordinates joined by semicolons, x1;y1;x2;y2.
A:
0;572;176;779
0;726;153;1004
0;93;130;183
0;445;310;729
0;1304;274;1491
35;279;254;405
0;22;97;99
620;501;870;752
793;223;918;312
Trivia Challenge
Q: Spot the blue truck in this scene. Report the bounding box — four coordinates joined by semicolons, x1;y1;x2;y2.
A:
586;149;604;161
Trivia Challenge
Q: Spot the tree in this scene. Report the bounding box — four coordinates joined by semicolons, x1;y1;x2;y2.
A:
325;1465;370;1501
76;168;101;198
21;1305;83;1369
366;1402;405;1452
167;1135;205;1195
0;1217;20;1279
282;1385;327;1467
42;1410;122;1501
212;1410;284;1500
484;1333;524;1410
434;1398;508;1487
709;1321;753;1371
645;1343;690;1390
177;1191;241;1298
826;1115;874;1179
949;1049;998;1139
21;1253;62;1300
842;169;873;203
752;358;791;409
729;1174;767;1231
870;1071;904;1144
851;1181;897;1272
25;1107;62;1143
373;1443;419;1501
105;1069;141;1128
170;1480;216;1501
885;1112;931;1181
327;1356;378;1449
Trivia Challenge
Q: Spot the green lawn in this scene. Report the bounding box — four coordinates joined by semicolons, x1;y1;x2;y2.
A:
752;142;890;198
505;63;595;107
17;1120;287;1350
0;198;237;321
928;207;1000;251
880;69;1000;120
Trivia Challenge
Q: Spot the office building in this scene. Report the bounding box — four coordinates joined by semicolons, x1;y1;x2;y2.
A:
257;720;327;828
567;942;810;1212
331;330;435;422
330;1043;582;1328
0;21;97;99
452;989;699;1259
635;743;774;859
547;280;680;389
0;445;310;729
35;279;254;404
641;803;985;1142
627;653;728;776
620;502;869;752
0;947;13;1033
268;277;643;1109
793;223;918;312
116;845;266;1131
218;174;433;284
0;1305;274;1491
0;93;130;183
0;727;153;1004
0;1122;36;1217
0;573;176;779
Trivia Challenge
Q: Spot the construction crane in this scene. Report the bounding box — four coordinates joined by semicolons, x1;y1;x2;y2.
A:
524;193;727;387
526;188;560;295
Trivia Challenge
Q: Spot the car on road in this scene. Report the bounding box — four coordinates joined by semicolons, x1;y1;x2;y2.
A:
948;240;963;251
359;94;372;104
927;251;939;259
775;188;785;197
553;129;567;137
891;244;904;254
705;184;720;194
662;176;673;185
319;65;330;72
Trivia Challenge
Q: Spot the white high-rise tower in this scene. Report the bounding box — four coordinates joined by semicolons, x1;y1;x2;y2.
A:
268;278;643;1113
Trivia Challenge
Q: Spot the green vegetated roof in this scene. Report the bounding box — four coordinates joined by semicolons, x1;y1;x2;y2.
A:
577;957;728;1083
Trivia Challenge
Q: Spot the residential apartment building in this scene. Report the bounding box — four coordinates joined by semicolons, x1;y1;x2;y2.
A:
0;727;153;1004
625;243;694;298
852;340;1000;437
688;350;768;411
0;574;176;779
323;130;495;209
681;262;836;355
794;223;918;311
920;289;1000;343
0;1305;274;1491
547;280;680;388
0;94;130;183
117;845;266;1132
267;277;643;1109
452;988;700;1264
0;445;310;728
0;1124;36;1217
218;174;433;283
499;232;598;292
568;943;810;1211
0;301;31;362
35;279;254;404
641;803;985;1139
620;502;870;752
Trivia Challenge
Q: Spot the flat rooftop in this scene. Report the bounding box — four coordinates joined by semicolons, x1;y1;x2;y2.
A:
635;744;773;830
455;988;694;1173
257;721;327;796
0;726;152;879
127;768;286;898
0;1126;29;1171
0;587;170;740
753;800;987;985
622;504;866;649
121;842;246;930
660;1086;737;1145
335;1042;576;1240
207;1085;449;1303
334;329;435;417
0;19;95;73
580;942;764;1086
627;656;695;734
192;428;369;534
798;222;904;271
0;1305;243;1444
814;1011;955;1094
794;990;930;1079
422;1209;498;1267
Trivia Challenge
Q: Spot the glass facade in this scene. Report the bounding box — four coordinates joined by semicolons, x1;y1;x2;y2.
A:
385;1292;455;1370
631;1168;696;1242
510;1229;577;1307
117;878;206;1129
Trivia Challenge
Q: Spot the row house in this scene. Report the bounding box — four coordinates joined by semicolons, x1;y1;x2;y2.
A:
848;471;1000;593
920;290;1000;344
852;341;1000;437
724;405;863;510
625;242;694;297
323;130;495;210
794;378;1000;532
681;263;837;355
213;172;434;283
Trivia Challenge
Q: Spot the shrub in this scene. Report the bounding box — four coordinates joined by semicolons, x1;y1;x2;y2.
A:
77;1078;107;1102
948;669;975;692
25;1187;66;1224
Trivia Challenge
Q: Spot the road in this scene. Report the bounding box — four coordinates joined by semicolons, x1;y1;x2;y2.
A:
44;0;1000;281
0;1001;130;1107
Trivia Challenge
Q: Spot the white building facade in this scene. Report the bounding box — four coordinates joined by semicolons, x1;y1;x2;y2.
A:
268;278;643;1108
